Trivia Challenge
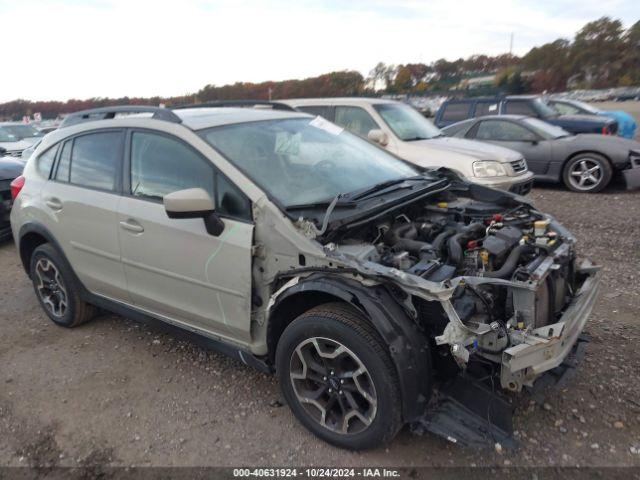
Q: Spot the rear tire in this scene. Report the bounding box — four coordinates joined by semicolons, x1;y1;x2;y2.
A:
29;244;96;327
276;302;402;450
562;153;612;193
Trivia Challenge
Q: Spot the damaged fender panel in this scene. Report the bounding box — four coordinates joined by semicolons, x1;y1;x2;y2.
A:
267;273;433;422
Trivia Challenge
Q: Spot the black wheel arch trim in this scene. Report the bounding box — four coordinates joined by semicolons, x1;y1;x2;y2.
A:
268;273;432;423
18;222;73;277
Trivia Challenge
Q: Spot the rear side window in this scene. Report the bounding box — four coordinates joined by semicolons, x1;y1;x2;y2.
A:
475;120;537;141
55;140;72;182
550;102;579;115
474;102;499;117
334;106;379;137
504;101;536;116
36;145;58;178
441;103;471;122
69;132;122;191
297;105;333;120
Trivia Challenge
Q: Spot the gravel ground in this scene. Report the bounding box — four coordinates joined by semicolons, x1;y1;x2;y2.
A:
1;105;640;470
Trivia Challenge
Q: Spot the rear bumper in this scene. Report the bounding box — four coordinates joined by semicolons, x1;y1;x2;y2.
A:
500;260;600;390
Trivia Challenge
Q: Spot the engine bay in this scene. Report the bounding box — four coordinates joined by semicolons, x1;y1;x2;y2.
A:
326;190;581;373
331;194;565;284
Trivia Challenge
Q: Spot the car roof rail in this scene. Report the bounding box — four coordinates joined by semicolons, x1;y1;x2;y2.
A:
172;100;296;112
59;105;182;128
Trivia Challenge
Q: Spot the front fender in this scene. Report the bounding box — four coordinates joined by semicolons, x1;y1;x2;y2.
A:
268;273;432;422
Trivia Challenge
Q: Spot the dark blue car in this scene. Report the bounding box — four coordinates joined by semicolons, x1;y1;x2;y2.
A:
435;95;618;135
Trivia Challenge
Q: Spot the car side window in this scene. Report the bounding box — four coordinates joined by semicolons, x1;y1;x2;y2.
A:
130;131;251;220
504;101;536;116
69;131;122;191
297;106;333;121
334;106;379;137
54;140;72;182
36;145;58;178
476;120;537;141
551;102;579;115
474;102;499;117
441;103;471;122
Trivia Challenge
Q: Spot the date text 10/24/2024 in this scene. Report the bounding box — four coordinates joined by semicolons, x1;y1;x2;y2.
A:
233;468;401;478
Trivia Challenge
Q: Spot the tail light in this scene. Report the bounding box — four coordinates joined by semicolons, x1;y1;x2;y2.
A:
10;175;25;200
601;126;608;135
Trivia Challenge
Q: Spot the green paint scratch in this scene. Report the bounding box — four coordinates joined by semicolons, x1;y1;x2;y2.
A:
204;223;239;284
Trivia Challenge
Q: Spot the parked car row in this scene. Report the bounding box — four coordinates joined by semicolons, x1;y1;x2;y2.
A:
435;95;640;192
441;115;640;192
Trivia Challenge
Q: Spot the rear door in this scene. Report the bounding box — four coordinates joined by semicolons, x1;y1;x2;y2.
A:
41;130;128;300
117;130;254;343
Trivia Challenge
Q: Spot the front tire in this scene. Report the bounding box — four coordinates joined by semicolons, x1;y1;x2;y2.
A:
276;303;402;450
562;153;612;193
29;244;96;327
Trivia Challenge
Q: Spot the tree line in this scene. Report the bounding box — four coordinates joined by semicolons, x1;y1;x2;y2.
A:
0;16;637;120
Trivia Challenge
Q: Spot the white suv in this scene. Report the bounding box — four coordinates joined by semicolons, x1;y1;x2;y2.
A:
10;105;598;450
284;98;534;195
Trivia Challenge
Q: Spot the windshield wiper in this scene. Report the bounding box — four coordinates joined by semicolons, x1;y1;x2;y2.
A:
403;136;430;141
285;198;357;210
287;193;357;236
348;175;427;201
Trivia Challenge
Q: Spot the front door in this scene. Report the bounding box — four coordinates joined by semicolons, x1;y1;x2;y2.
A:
117;130;254;344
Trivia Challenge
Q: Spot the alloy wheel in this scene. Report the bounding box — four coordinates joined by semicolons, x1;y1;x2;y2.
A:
34;258;68;318
289;337;377;435
568;158;603;191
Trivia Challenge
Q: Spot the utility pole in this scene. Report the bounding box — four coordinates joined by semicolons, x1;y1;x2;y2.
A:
509;33;514;56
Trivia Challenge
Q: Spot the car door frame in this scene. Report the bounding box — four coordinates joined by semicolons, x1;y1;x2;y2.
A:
43;127;129;301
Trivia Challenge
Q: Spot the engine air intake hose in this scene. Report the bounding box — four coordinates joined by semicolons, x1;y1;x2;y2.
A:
447;223;486;266
483;244;535;279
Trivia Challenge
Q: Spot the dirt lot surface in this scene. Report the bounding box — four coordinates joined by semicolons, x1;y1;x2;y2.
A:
1;104;640;470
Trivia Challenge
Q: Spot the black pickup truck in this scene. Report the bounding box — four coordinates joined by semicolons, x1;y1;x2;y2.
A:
435;95;618;135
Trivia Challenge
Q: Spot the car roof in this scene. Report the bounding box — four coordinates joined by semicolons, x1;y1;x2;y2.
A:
173;107;309;130
445;95;538;103
283;97;399;106
472;114;528;121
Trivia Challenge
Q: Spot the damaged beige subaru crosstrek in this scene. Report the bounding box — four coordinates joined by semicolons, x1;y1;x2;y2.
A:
10;104;600;450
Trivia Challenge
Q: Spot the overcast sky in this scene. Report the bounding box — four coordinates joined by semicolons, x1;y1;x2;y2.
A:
0;0;637;102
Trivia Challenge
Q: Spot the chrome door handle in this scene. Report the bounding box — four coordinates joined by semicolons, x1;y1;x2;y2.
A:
45;198;63;211
119;219;144;233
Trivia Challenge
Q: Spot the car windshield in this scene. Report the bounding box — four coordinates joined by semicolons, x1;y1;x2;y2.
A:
522;118;571;139
567;100;600;115
199;117;421;208
0;124;44;142
532;99;559;118
374;103;442;141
